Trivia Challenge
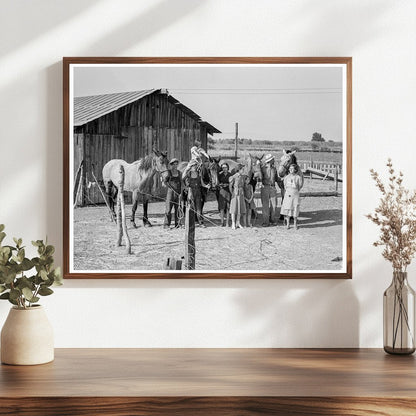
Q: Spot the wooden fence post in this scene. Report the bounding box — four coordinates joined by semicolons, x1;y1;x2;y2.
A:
184;189;196;270
334;165;339;196
91;168;115;222
73;160;84;207
117;165;131;254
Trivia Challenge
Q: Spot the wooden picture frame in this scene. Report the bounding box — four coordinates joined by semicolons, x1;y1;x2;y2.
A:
63;57;352;279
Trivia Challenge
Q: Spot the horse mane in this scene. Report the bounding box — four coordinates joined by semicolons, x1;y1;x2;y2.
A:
136;154;155;171
200;163;211;182
291;153;298;165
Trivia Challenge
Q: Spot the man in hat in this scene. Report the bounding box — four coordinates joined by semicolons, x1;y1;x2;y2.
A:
182;145;210;179
259;153;280;226
163;158;182;229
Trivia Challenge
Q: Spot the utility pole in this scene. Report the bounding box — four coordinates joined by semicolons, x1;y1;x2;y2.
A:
234;122;239;159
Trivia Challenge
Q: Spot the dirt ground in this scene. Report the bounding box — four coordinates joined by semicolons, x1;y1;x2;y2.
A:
73;178;344;272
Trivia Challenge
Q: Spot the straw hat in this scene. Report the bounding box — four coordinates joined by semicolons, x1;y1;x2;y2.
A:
264;153;274;163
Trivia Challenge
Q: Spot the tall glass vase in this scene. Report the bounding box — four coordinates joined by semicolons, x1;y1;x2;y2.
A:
383;271;415;355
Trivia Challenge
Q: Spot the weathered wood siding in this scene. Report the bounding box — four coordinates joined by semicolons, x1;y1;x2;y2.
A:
75;92;207;205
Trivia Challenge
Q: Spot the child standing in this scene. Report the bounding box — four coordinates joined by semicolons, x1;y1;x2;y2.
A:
244;175;256;227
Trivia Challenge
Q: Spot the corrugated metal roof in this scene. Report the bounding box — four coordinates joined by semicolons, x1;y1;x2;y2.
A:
199;121;221;134
73;89;221;134
74;89;158;126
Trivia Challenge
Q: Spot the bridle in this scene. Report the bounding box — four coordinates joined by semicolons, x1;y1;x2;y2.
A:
279;154;296;176
252;159;263;182
152;156;170;177
200;160;219;189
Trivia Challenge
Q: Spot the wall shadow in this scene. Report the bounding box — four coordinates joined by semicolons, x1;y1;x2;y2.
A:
232;279;360;347
1;0;101;56
86;0;205;55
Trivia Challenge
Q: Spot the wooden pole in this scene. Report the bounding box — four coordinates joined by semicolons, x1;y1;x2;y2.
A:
309;154;313;179
73;163;83;209
116;189;122;247
91;169;115;222
117;165;131;254
184;189;196;270
334;165;339;195
234;122;239;159
73;160;84;207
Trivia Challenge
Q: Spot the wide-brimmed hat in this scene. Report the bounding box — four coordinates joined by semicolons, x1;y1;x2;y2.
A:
264;153;274;163
169;158;179;165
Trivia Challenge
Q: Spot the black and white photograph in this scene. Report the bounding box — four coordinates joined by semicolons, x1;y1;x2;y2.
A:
64;58;352;278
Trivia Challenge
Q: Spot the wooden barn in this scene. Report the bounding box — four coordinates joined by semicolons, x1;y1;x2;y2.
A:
73;89;220;206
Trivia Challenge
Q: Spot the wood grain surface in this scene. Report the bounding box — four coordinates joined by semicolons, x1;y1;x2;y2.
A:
1;348;415;415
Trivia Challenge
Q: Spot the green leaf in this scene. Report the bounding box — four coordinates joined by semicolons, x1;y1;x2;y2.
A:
0;292;9;299
1;269;16;285
22;287;34;301
0;252;8;266
8;297;18;306
17;248;25;263
13;237;22;248
38;287;53;296
32;240;43;247
17;276;35;291
0;246;10;254
45;245;55;256
0;224;5;232
9;288;21;301
0;285;6;294
20;258;34;271
34;275;43;285
0;232;5;244
40;269;48;281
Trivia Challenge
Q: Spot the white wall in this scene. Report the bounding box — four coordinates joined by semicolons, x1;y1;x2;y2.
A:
1;0;415;347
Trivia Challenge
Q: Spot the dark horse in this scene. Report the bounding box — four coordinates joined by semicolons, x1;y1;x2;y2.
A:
102;149;170;227
217;154;262;223
220;153;264;190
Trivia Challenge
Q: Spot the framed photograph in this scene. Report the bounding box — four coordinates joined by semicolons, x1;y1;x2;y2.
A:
63;57;352;279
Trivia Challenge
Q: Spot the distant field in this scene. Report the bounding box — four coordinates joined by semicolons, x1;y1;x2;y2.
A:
210;148;342;165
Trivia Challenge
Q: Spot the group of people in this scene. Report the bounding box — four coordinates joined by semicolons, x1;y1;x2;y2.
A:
162;147;304;231
218;153;304;230
162;146;210;229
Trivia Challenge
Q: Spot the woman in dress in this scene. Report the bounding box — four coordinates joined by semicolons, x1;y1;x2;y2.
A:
229;163;246;230
217;163;232;227
280;164;303;229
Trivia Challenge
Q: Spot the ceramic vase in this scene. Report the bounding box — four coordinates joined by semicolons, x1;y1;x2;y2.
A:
1;305;54;365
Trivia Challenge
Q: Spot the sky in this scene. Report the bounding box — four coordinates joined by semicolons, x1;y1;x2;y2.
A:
73;64;344;142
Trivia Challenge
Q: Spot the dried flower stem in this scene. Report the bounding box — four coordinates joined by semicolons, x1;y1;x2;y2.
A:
366;159;416;271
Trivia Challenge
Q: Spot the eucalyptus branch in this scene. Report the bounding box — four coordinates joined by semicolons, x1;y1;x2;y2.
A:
0;225;62;309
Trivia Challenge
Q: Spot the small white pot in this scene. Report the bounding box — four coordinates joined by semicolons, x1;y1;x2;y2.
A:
1;305;54;365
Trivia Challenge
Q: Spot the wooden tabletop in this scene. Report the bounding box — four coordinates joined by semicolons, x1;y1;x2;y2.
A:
1;348;416;415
